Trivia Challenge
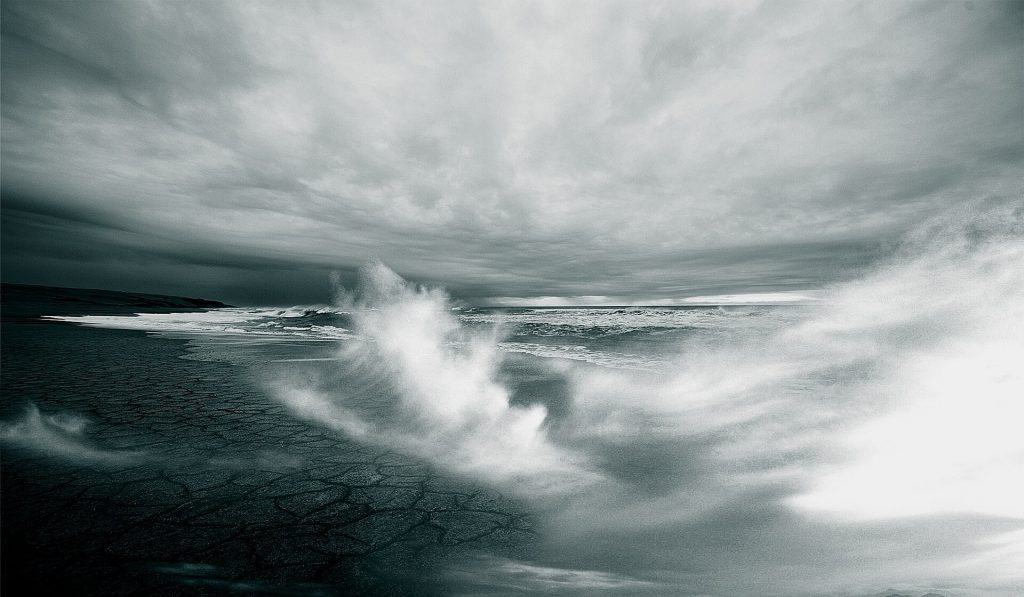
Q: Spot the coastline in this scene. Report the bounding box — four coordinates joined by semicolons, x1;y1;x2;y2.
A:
1;304;537;595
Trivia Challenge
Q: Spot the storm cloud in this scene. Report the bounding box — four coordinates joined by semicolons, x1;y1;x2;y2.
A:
2;0;1021;304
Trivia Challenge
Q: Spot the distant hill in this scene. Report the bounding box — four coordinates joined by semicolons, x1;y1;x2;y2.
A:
1;283;232;320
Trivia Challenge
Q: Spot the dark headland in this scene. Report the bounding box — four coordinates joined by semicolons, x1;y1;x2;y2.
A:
1;283;233;320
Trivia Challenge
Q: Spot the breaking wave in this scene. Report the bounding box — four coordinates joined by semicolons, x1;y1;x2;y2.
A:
30;197;1024;594
270;199;1024;593
272;261;601;495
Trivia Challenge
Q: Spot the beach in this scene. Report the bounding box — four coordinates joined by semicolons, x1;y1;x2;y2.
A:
3;249;1022;596
1;311;536;596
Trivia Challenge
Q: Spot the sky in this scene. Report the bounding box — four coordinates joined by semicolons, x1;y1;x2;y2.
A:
2;0;1021;306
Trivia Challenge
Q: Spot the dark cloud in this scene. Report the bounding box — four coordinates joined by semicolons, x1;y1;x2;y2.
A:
2;0;1021;304
1;189;345;304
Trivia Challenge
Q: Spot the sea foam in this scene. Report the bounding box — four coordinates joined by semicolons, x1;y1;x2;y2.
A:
273;261;602;496
270;199;1024;593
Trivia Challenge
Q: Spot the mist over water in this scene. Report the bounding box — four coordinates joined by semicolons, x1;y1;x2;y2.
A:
32;200;1024;595
519;200;1024;595
274;200;1023;595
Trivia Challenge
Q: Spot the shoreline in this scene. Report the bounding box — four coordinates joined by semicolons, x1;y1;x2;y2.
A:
1;316;537;596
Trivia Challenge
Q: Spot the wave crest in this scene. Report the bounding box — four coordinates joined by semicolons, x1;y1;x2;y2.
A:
273;261;600;495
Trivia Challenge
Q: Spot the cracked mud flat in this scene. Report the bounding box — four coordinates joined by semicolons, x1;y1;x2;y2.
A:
1;320;537;595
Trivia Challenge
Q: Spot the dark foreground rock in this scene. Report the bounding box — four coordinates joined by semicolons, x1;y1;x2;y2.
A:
1;319;536;596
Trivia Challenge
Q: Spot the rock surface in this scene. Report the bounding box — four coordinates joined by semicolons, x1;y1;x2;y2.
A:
1;314;536;595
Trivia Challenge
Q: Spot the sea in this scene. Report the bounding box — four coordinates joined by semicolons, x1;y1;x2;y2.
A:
5;200;1024;596
42;302;795;370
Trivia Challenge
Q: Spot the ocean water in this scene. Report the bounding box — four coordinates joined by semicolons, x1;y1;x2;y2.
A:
43;303;796;369
33;201;1024;595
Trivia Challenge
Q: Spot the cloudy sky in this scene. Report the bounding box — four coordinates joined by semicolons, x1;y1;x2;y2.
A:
2;0;1021;305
